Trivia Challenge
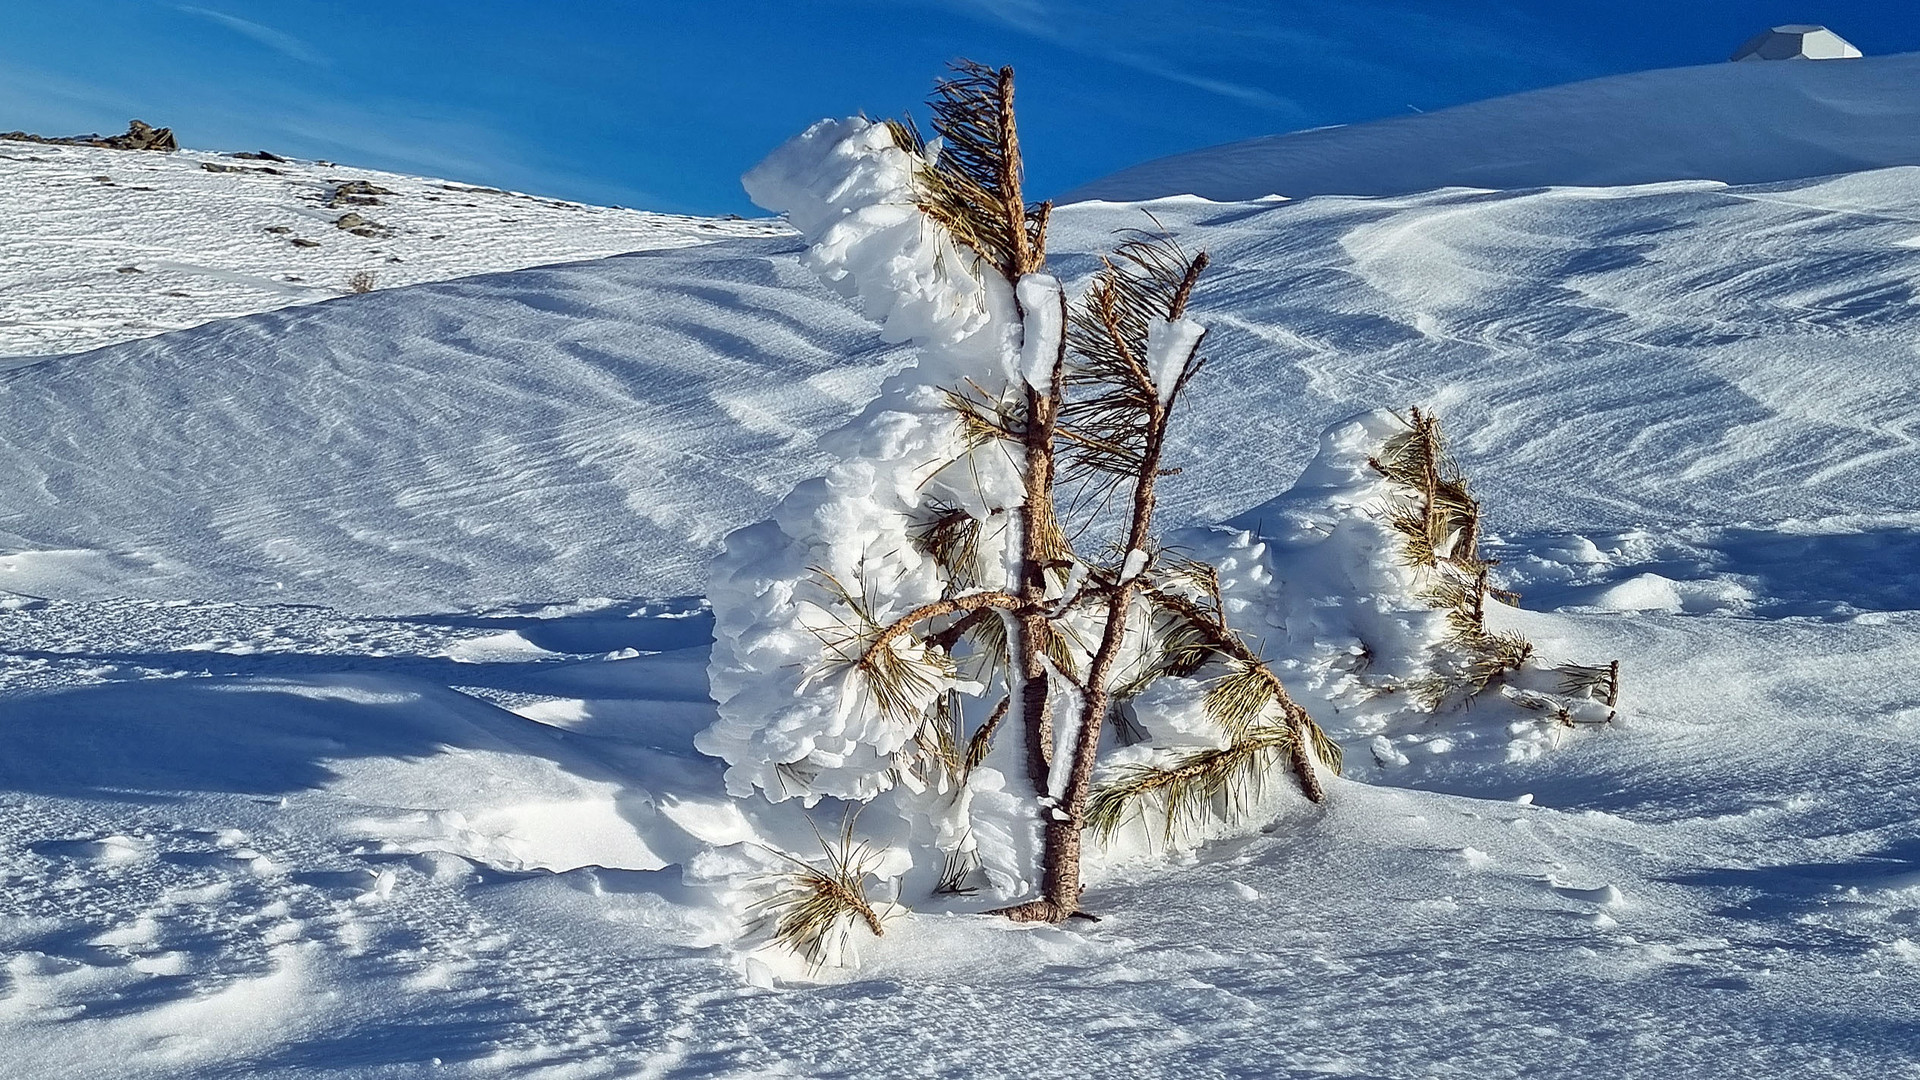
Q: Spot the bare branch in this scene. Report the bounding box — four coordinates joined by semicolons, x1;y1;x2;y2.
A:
858;590;1025;671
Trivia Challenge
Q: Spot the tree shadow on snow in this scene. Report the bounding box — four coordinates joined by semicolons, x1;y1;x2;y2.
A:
0;631;718;802
0;671;567;798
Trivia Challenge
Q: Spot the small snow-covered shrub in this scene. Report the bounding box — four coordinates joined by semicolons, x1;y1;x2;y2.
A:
1163;409;1621;749
702;62;1334;930
705;63;1616;954
1367;407;1618;721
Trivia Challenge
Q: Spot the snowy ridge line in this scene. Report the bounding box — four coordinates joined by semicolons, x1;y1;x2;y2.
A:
1067;52;1920;204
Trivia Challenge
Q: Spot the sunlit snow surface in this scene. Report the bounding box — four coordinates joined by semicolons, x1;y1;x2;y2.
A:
4;147;1920;1072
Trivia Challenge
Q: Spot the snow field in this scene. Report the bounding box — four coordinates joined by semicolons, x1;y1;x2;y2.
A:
3;82;1920;1074
2;597;1915;1077
0;141;783;358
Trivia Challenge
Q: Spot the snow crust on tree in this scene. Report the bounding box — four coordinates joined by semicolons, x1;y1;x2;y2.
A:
740;118;1021;388
702;117;1042;897
1144;316;1205;407
1178;411;1449;718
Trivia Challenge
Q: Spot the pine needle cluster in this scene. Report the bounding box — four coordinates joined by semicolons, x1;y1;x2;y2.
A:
807;568;956;725
748;816;890;970
1369;408;1533;707
1075;566;1343;847
1086;725;1302;844
885;61;1049;281
1058;233;1209;492
1370;409;1619;721
1551;660;1622;724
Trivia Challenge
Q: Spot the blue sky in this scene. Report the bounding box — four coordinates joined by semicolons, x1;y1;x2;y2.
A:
4;2;1919;215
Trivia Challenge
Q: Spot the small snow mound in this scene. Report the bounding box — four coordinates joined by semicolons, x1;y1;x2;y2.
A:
1592;573;1687;613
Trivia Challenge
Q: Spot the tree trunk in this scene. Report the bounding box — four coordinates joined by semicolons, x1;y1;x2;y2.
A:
1019;296;1206;921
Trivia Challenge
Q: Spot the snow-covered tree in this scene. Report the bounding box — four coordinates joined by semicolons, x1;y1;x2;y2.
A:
700;63;1338;925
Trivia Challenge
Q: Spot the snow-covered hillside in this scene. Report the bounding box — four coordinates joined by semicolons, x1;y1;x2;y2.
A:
0;141;782;358
1067;52;1920;203
4;76;1920;1077
5;171;1917;609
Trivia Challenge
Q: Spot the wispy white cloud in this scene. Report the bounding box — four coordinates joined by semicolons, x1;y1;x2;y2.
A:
174;5;324;65
931;0;1302;115
1104;49;1293;111
930;0;1580;119
0;61;150;135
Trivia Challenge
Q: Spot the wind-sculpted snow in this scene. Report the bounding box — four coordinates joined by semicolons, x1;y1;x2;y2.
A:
1068;52;1920;204
1050;174;1920;537
5;151;1920;1075
0;239;909;610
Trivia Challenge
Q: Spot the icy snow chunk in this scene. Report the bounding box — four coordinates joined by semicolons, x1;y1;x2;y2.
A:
1589;572;1752;614
1016;273;1064;390
1596;572;1684;612
1144;316;1206;406
1370;737;1410;768
1551;880;1625;907
441;631;556;662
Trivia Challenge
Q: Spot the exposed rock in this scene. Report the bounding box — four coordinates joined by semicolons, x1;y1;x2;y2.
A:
233;150;287;162
333;212;388;238
263;225;292;235
201;161;281;175
291;238;321;248
326;180;394;208
1;119;177;151
109;120;177;150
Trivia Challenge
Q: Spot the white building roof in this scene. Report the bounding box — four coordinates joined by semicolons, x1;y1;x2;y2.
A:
1731;25;1863;61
